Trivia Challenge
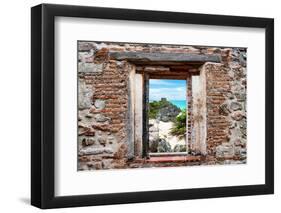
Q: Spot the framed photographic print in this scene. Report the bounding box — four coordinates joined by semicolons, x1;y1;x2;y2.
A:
31;3;274;209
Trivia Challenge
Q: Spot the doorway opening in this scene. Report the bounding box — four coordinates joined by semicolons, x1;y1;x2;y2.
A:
148;79;188;156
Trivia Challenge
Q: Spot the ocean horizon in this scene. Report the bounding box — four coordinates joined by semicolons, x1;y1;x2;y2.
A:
150;99;186;109
170;100;186;109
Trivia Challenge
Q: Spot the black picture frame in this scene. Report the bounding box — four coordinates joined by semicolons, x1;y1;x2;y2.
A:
31;3;274;209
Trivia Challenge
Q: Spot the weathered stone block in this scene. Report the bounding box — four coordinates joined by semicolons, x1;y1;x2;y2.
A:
234;93;246;102
94;99;106;110
78;62;103;73
231;111;244;121
78;42;96;51
216;143;234;158
97;136;107;146
102;159;113;169
230;102;242;111
87;162;103;170
85;113;93;118
79;147;113;155
81;138;95;146
78;81;93;109
94;114;110;122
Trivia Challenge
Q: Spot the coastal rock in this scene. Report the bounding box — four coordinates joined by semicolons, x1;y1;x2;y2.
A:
157;138;172;152
149;98;181;122
149;121;160;152
173;144;187;152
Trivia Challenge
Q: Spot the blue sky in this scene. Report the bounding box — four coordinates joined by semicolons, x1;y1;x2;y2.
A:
149;79;186;101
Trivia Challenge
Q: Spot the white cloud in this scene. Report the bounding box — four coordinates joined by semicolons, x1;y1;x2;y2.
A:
149;79;175;86
149;87;186;101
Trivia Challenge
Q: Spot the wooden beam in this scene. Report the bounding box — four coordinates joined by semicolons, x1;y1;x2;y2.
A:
109;52;221;63
149;74;189;80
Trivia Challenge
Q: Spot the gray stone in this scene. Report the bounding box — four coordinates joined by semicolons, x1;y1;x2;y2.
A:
107;136;116;144
78;42;96;51
94;99;106;110
94;114;110;122
241;130;247;138
161;115;169;122
87;162;102;170
239;118;247;129
231;111;244;121
78;62;103;73
234;146;241;155
94;42;107;50
239;52;247;67
78;81;93;109
226;92;235;99
115;60;123;66
231;82;244;92
157;138;172;152
234;138;246;147
240;148;247;155
229;61;241;69
97;137;107;146
78;163;88;171
97;136;107;146
149;130;160;152
79;147;113;155
216;143;234;158
151;100;181;122
173;144;187;152
79;50;94;62
229;121;237;129
102;159;113;169
234;93;246;102
230;127;243;139
85;113;93;118
81;138;95;146
230;102;242;111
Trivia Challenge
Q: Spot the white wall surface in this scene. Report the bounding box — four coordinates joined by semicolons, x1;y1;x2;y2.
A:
0;0;279;212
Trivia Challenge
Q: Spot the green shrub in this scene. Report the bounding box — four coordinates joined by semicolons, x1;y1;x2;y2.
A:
148;99;171;119
169;108;186;139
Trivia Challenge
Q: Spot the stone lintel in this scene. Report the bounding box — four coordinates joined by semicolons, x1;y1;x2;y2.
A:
109;52;221;63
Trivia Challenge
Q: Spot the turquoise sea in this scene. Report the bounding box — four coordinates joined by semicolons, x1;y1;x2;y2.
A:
149;99;187;109
170;100;186;109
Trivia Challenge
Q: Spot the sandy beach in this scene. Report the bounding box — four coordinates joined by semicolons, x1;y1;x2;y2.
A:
150;119;186;150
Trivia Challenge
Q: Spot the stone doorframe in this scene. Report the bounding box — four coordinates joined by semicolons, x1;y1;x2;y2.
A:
109;51;221;159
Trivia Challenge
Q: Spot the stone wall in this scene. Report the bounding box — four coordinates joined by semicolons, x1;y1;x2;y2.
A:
77;41;247;170
78;42;135;170
204;49;247;164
